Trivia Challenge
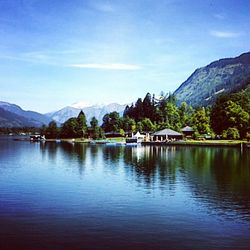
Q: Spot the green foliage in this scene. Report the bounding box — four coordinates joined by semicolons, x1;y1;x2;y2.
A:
90;116;98;128
102;112;121;132
61;117;78;138
178;102;193;127
164;102;181;130
124;92;156;122
119;128;125;137
90;116;103;139
136;121;143;132
211;92;250;138
246;132;250;142
141;118;155;132
38;88;249;141
193;131;200;140
222;127;240;140
191;107;211;134
121;117;136;132
45;121;59;139
59;111;88;138
76;110;87;137
123;92;183;132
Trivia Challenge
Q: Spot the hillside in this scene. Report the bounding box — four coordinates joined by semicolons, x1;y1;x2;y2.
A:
174;52;250;107
0;101;51;127
0;108;39;127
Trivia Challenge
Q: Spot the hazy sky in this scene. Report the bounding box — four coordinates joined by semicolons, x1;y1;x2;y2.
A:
0;0;250;113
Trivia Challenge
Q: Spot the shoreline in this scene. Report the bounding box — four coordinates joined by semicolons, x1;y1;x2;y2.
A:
44;138;250;148
11;136;250;148
142;140;248;148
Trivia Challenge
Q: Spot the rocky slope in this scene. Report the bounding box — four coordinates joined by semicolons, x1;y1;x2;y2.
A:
174;52;250;107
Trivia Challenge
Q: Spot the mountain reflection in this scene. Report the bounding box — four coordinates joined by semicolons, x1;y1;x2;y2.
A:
40;143;250;219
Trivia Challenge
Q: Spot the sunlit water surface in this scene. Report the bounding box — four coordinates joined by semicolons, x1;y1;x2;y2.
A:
0;137;250;249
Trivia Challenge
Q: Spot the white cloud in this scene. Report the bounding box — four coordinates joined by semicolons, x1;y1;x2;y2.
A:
69;63;141;70
209;30;243;38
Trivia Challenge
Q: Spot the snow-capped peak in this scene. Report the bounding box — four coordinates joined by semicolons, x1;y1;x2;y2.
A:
70;101;93;109
70;101;109;109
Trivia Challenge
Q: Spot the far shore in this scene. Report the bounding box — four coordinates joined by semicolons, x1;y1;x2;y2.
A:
43;138;250;148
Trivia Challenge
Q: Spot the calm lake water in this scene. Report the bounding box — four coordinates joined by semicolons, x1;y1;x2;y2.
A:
0;137;250;249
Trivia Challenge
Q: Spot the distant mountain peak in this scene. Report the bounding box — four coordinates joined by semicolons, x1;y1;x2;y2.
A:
46;102;127;124
70;101;94;109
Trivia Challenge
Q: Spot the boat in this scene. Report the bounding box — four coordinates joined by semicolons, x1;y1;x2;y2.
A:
30;135;46;142
126;131;145;144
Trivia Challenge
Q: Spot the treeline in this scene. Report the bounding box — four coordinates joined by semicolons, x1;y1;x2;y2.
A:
121;91;249;140
41;111;104;139
100;91;249;140
37;91;250;140
0;127;39;135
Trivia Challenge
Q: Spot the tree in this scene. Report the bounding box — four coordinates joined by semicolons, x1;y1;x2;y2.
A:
211;96;250;138
76;110;87;138
178;102;193;127
123;105;130;117
142;93;155;120
134;98;144;121
40;125;47;136
102;112;121;132
61;118;78;138
136;121;143;132
121;117;136;132
119;128;125;137
90;116;98;128
90;116;102;139
191;107;211;134
222;127;240;140
164;102;181;130
141;118;155;132
46;121;59;139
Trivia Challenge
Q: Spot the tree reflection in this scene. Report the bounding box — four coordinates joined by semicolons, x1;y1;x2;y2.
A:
40;142;88;175
178;147;250;220
39;142;250;219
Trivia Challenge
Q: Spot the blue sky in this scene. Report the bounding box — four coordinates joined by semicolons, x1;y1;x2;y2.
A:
0;0;249;113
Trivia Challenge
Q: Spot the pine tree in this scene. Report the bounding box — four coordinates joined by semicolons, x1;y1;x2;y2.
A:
76;110;87;138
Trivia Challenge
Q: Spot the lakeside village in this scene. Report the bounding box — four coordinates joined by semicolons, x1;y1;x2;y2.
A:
8;91;250;148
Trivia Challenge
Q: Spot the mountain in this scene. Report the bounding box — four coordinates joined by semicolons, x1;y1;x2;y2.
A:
0;107;41;127
174;52;250;107
45;106;80;124
46;103;127;124
0;101;51;127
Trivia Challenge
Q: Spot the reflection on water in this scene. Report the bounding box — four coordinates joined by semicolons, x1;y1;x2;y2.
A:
0;138;250;249
39;142;250;220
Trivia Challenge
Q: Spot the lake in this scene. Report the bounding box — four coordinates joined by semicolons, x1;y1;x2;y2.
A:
0;137;250;249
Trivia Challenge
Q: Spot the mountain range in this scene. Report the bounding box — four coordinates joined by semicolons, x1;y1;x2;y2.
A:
0;101;126;127
174;52;250;106
0;101;51;127
45;103;126;124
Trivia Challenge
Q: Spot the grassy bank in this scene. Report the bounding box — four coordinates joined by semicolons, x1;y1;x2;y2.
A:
143;139;248;148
